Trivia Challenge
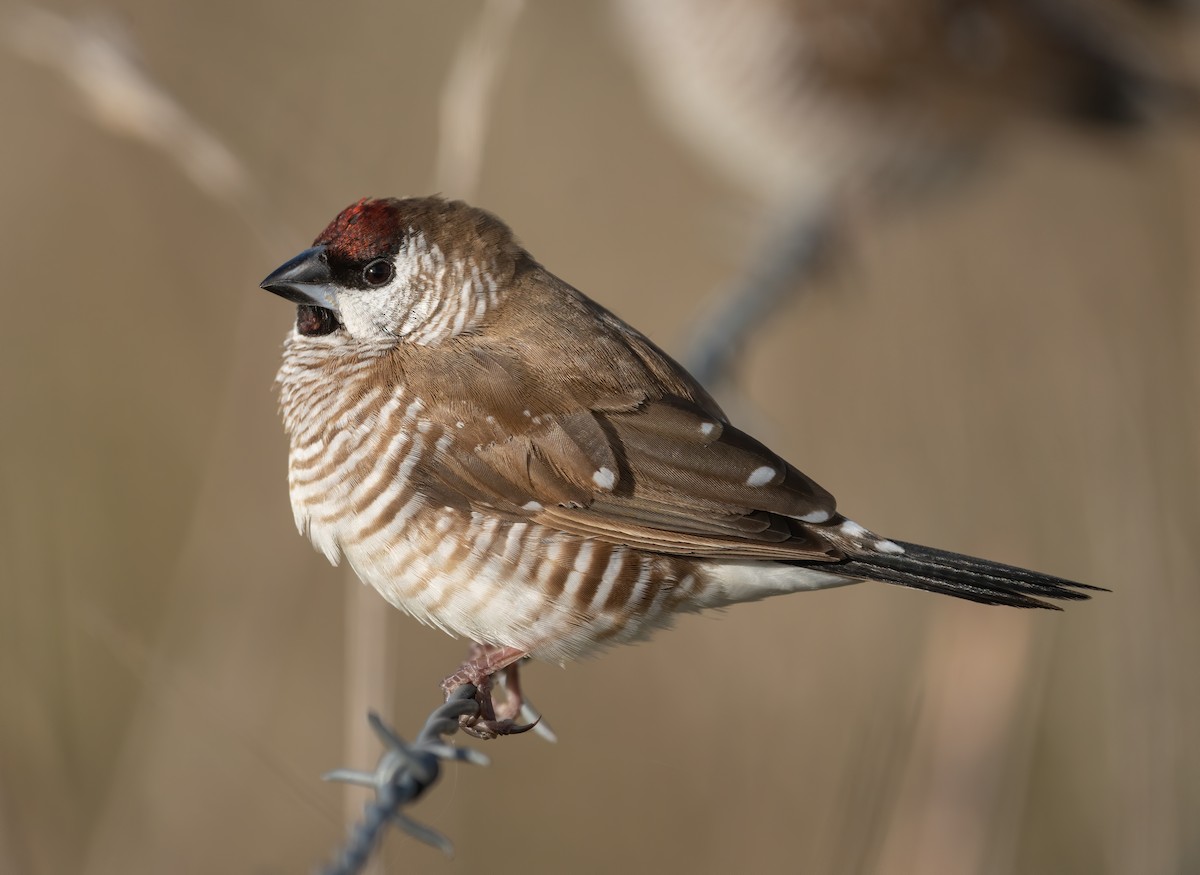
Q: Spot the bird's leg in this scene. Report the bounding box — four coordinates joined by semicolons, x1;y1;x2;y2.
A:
441;643;534;740
495;659;558;742
492;661;526;722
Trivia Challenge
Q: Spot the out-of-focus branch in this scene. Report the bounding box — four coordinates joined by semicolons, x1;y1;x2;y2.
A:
873;607;1039;875
4;5;289;251
7;7;245;200
685;202;837;389
435;0;526;199
616;0;1198;390
320;686;490;874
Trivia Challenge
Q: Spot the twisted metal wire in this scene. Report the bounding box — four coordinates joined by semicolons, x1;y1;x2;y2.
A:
319;684;490;873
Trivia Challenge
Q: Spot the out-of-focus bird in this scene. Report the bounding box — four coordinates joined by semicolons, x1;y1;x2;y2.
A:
615;0;1199;385
260;196;1098;738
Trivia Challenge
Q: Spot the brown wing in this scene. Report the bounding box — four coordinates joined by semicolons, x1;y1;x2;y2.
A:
423;392;839;561
393;263;841;561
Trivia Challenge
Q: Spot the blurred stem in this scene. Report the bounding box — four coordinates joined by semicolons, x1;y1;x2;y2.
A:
435;0;526;199
684;200;836;391
874;605;1039;875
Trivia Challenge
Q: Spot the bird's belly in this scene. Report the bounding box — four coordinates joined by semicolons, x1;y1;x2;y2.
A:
334;507;710;662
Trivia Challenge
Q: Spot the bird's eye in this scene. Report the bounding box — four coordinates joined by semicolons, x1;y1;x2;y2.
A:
363;258;394;286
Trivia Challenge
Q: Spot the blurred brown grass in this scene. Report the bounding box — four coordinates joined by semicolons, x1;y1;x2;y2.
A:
1;3;1197;873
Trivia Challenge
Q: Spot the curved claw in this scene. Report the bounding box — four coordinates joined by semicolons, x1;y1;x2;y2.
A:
459;715;541;740
517;700;557;743
495;663;557;743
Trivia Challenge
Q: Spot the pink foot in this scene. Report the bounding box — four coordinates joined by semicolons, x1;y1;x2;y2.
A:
441;643;535;740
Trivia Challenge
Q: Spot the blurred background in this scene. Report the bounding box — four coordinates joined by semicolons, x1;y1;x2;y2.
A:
2;2;1198;873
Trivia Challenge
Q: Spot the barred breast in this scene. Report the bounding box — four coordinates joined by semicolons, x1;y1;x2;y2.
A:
275;329;734;663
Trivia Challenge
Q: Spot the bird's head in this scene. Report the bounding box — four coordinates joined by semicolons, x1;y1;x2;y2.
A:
260;197;522;345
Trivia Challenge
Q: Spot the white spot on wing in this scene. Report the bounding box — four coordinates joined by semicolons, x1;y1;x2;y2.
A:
699;422;715;436
875;540;905;555
840;520;868;538
592;466;616;491
799;509;831;523
522;501;543;512
746;466;776;487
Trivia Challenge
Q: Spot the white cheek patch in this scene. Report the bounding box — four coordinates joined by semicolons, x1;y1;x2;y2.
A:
337;233;445;341
329;228;502;346
337;286;401;339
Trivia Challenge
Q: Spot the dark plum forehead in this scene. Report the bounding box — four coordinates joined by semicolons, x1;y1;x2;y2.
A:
312;196;523;287
314;198;406;262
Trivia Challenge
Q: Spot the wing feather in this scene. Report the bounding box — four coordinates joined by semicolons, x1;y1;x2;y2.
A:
390;264;841;561
422;393;837;560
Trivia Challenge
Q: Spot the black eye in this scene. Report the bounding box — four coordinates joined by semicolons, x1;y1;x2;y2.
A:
363;258;393;286
297;304;340;337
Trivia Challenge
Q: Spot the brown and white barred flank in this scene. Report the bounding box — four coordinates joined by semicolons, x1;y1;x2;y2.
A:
262;197;1098;726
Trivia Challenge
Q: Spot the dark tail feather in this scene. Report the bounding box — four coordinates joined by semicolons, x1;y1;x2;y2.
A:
822;541;1104;610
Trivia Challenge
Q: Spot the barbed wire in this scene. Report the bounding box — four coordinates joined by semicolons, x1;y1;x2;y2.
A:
318;684;490;874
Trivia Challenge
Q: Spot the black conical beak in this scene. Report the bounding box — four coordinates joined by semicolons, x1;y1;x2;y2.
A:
259;245;340;314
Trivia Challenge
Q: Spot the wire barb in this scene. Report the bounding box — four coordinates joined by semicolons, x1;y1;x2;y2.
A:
319;685;490;873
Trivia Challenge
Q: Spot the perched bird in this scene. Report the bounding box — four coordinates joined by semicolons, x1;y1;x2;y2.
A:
260;196;1098;737
616;0;1199;385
